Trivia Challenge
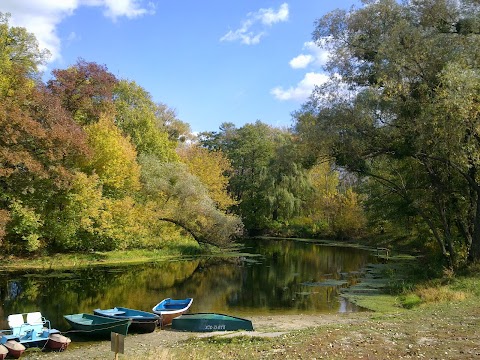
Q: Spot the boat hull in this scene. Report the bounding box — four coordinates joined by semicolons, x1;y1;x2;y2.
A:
0;344;7;360
171;313;254;332
152;298;193;327
47;333;71;351
3;340;25;359
93;307;159;333
64;313;131;337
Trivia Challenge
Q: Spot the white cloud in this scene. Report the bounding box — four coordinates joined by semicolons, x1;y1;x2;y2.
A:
288;41;329;70
101;0;155;20
258;3;289;26
289;54;314;69
1;0;155;63
303;41;329;66
220;3;289;45
271;72;329;102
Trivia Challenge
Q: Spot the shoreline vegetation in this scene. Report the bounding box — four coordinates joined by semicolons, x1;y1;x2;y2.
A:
0;237;380;272
9;239;480;360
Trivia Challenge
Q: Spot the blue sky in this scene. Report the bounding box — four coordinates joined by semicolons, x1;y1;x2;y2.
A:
2;1;359;133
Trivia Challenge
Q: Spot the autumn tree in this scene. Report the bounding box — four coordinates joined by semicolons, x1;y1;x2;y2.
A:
83;114;141;197
139;154;243;246
47;59;118;125
177;144;236;211
113;80;178;162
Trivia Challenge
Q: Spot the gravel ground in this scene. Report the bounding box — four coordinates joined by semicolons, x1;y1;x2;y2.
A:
17;304;480;360
19;313;363;359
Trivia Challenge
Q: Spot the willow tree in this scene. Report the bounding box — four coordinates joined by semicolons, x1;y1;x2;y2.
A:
295;0;480;266
139;154;243;247
201;121;312;234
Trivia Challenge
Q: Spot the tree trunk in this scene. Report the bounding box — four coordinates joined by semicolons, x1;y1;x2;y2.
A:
468;189;480;262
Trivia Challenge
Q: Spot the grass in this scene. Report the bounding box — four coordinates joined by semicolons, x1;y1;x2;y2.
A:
0;245;201;271
0;240;261;271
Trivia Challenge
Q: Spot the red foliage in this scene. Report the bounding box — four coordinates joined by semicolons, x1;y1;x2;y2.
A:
47;58;118;125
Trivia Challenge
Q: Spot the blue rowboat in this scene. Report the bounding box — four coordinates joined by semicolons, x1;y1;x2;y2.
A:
152;298;193;326
171;313;254;332
64;313;131;337
93;307;159;333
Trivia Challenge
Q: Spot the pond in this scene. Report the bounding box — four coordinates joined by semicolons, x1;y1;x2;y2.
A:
0;238;376;331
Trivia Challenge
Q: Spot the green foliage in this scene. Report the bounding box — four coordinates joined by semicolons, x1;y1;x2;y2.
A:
7;200;43;252
295;0;480;267
201;122;317;234
399;293;422;309
113;80;179;162
44;172;103;251
0;12;48;86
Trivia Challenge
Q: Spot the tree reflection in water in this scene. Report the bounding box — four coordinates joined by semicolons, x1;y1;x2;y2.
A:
0;238;374;330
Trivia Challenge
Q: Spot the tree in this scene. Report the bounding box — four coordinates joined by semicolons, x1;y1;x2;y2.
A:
113;80;179;162
47;59;118;125
295;0;480;266
201;121;313;233
139;154;243;247
0;16;91;252
83;115;141;197
0;12;48;88
177;144;237;211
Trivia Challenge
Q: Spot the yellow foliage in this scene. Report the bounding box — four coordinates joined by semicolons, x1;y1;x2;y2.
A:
416;286;467;303
84;114;141;195
98;197;148;249
68;171;103;233
178;145;237;210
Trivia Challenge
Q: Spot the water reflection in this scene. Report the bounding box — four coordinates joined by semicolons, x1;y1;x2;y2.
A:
0;238;375;330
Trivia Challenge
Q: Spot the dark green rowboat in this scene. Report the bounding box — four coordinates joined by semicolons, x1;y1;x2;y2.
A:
64;313;131;337
171;313;253;332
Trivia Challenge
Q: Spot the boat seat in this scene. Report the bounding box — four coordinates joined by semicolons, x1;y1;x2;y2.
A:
104;310;126;315
26;312;50;333
8;314;26;336
7;314;24;328
26;312;43;325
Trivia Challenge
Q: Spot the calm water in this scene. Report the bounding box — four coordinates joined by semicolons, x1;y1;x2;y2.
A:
0;238;375;331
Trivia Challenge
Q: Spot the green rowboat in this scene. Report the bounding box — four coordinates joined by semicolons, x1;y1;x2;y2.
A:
171;313;253;332
64;313;131;337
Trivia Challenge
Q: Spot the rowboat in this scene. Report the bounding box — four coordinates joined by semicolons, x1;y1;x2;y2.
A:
152;298;193;326
64;313;131;337
3;312;65;350
93;307;160;333
171;313;254;332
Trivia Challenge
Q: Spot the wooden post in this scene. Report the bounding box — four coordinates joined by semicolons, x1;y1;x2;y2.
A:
111;332;125;359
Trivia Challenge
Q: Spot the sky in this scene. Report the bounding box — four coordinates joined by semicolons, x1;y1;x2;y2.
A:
1;0;360;133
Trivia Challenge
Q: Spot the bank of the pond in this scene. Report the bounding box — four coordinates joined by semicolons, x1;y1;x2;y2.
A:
0;245;226;271
20;296;480;360
0;237;380;271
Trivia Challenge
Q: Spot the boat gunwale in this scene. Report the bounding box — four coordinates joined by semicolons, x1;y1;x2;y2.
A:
152;298;193;315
